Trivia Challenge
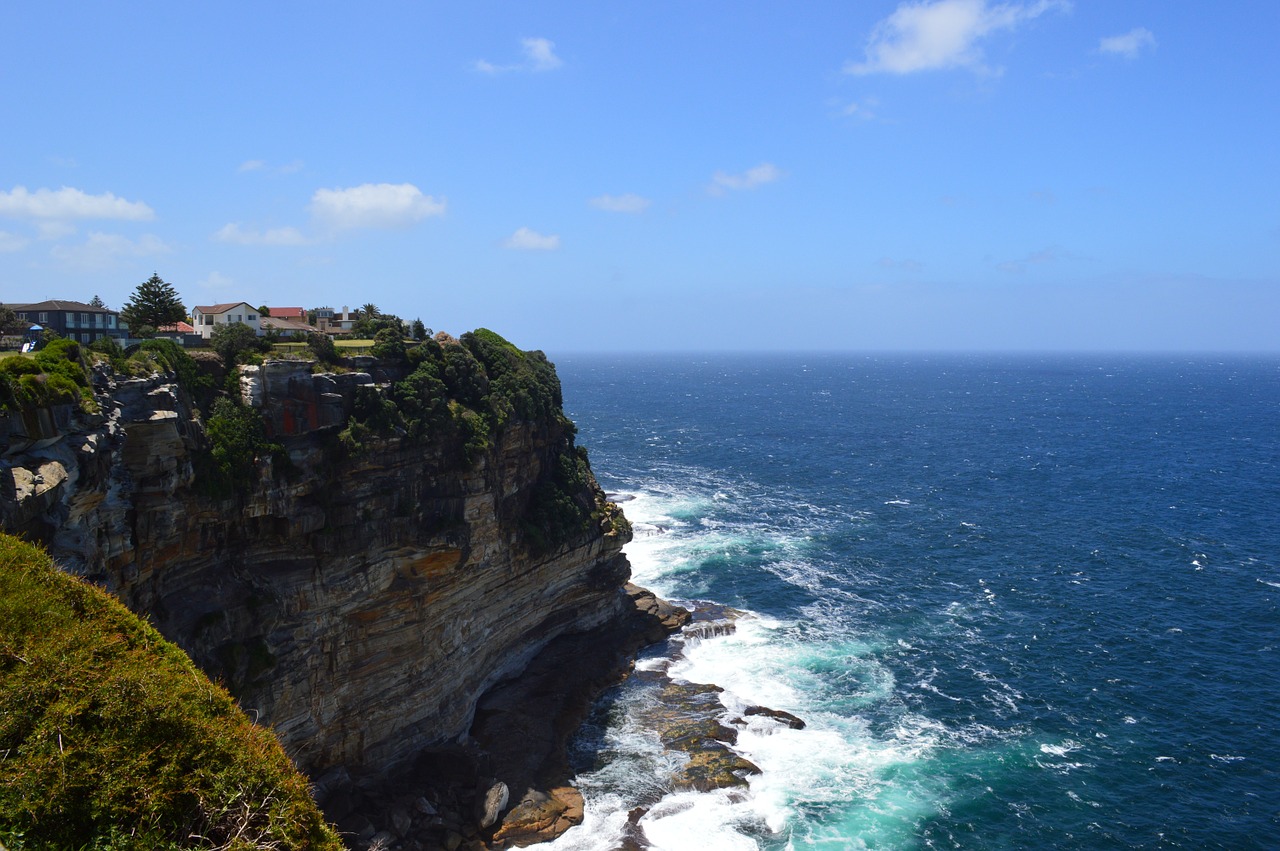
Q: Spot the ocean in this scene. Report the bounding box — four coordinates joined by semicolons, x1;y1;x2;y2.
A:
545;353;1280;851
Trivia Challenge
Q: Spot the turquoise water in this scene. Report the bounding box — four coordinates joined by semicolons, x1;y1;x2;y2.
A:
546;354;1280;850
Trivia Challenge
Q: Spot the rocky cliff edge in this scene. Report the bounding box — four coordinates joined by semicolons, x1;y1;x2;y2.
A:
0;336;684;849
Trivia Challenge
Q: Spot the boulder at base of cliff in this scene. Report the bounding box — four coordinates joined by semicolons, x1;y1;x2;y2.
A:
490;786;584;847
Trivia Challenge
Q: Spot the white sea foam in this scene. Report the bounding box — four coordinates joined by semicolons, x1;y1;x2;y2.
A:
574;479;982;849
1039;740;1083;758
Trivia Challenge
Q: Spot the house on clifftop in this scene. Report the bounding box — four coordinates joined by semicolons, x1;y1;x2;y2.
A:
9;300;127;345
191;302;262;339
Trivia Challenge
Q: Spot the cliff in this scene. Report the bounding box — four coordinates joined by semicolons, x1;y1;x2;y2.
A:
0;334;668;849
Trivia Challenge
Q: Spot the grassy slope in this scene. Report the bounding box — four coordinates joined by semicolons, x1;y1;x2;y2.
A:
0;533;342;850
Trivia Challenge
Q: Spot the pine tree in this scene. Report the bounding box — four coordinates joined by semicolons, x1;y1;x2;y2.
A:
119;273;185;335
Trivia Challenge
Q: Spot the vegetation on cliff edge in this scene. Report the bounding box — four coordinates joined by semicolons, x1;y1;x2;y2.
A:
0;533;341;851
0;339;96;413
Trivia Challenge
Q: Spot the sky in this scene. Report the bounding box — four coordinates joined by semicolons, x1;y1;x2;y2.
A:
2;1;1277;353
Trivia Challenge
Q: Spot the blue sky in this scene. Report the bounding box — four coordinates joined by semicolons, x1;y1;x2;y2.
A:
2;1;1277;352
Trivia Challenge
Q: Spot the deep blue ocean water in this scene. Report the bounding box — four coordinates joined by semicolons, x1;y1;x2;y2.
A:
546;353;1280;851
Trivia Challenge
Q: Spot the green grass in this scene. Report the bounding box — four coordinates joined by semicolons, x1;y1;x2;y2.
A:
0;534;342;850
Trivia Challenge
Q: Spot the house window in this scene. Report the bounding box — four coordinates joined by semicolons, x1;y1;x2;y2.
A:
38;312;48;323
247;314;256;321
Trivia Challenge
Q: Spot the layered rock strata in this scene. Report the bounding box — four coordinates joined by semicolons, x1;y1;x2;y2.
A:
1;350;662;849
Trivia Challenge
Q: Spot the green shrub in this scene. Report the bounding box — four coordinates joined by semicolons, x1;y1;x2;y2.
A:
131;339;212;398
0;533;341;850
0;341;95;412
369;327;407;362
210;323;267;366
199;398;281;498
306;332;337;364
522;445;597;556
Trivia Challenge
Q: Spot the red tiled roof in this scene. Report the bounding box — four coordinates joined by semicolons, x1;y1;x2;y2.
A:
267;307;306;319
157;321;196;333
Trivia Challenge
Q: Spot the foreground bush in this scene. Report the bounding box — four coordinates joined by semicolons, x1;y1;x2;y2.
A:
0;534;341;850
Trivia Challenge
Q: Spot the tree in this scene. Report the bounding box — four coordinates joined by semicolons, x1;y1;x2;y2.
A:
411;318;429;341
210;322;263;365
0;306;17;333
88;295;106;309
307;332;337;363
120;273;185;334
360;303;379;320
257;305;271;317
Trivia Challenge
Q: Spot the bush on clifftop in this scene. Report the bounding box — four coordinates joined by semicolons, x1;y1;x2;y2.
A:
0;533;341;850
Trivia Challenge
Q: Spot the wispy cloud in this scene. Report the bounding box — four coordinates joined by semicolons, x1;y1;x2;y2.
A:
1099;27;1156;59
309;183;445;230
238;159;304;175
878;256;924;272
839;96;880;120
589;193;651;213
846;0;1069;76
37;221;77;241
0;186;154;221
195;271;237;293
503;227;560;250
709;163;783;195
0;231;30;252
476;37;563;74
50;231;170;269
213;222;311;246
997;246;1058;273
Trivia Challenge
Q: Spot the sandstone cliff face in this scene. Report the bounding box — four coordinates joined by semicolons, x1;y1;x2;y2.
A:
0;356;632;786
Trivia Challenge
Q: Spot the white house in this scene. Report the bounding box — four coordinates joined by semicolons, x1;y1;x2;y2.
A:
191;302;263;339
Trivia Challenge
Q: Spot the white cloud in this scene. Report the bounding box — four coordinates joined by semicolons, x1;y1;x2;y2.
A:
0;186;154;221
50;232;171;269
37;221;77;240
238;159;304;175
1099;27;1156;59
308;183;445;230
846;0;1068;76
589;193;651;213
476;36;563;73
0;231;30;252
710;163;783;195
522;37;563;71
214;222;311;246
503;227;560;250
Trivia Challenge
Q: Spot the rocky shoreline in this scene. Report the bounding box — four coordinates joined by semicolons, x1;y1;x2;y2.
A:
317;588;809;851
317;584;691;850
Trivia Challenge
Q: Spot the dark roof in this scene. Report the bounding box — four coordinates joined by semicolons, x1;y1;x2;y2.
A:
260;316;315;333
9;300;118;314
194;302;256;315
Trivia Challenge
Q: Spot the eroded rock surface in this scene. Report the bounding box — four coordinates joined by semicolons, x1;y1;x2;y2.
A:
1;355;659;850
